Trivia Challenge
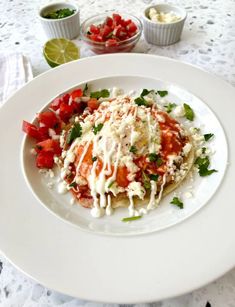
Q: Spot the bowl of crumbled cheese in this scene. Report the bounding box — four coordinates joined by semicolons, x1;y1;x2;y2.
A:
142;4;187;46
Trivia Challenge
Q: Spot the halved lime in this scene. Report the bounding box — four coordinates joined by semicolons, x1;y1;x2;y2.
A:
43;38;80;68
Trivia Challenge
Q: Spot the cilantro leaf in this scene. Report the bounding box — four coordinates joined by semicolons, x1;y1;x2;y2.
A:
148;153;158;162
195;156;218;177
157;90;168;97
164;103;176;113
69;182;77;188
149;174;159;181
90;89;109;99
67;122;82;144
204;133;214;141
201;147;206;154
108;181;115;188
130;145;137;154
93;123;103;135
92;156;97;162
156;157;163;166
134;97;147;106
170;197;184;209
122;216;142;222
183;103;195;121
83;83;88;95
142;172;151;189
141;89;154;97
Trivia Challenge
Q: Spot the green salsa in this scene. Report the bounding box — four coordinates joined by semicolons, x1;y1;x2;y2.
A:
44;8;75;19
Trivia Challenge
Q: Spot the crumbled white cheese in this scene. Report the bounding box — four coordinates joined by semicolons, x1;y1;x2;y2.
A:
127;181;145;199
173;105;185;117
183;143;192;156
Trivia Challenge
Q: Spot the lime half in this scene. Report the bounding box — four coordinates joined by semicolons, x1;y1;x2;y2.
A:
43;38;80;68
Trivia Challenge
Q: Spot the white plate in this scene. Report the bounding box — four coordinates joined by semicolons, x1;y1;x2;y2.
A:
22;75;227;236
0;54;235;303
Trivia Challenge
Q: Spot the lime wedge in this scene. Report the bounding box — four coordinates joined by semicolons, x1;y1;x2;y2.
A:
43;38;80;68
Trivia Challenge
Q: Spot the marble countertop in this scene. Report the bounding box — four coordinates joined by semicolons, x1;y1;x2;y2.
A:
1;0;235;306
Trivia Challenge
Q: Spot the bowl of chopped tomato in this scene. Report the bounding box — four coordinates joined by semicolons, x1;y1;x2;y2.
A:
81;12;142;54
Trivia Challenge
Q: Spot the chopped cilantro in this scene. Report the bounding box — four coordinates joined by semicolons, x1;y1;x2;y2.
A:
83;83;88;95
183;103;194;121
69;182;77;188
156;157;163;166
134;96;147;106
204;133;214;141
141;89;154;97
108;181;115;188
170;197;184;209
149;174;159;181
90;89;109;99
130;145;137;154
44;8;75;19
195;156;217;177
67;122;82;144
165;103;176;113
93;123;103;135
92;156;97;162
148;153;158;162
122;216;142;222
157;90;168;97
142;172;151;189
201;147;206;154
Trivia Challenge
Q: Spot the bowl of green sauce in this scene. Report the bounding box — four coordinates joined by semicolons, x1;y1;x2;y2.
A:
39;2;80;39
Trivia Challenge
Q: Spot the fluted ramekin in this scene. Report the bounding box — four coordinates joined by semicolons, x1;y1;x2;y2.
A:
142;4;187;46
39;2;80;40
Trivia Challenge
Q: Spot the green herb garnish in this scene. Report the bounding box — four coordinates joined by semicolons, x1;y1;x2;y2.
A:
108;181;115;188
92;156;97;162
149;174;159;181
69;182;77;188
90;89;109;99
122;216;142;222
183;103;194;121
194;156;217;177
142;172;151;189
130;145;137;154
44;8;75;19
141;89;154;97
170;197;184;209
204;133;214;141
201;147;206;154
93;123;103;135
156;157;163;166
134;96;147;106
165;103;176;113
67;122;82;144
83;83;88;95
157;90;168;97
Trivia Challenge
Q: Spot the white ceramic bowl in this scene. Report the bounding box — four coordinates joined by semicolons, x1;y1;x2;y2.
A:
143;4;187;46
39;2;80;40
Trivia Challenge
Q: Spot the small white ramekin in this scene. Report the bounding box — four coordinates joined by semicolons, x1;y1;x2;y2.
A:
39;2;80;40
142;4;187;46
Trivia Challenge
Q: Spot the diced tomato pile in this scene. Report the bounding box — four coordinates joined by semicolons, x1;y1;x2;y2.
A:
87;13;138;47
22;87;98;169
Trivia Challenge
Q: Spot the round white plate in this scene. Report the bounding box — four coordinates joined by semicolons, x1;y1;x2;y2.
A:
22;75;227;236
0;54;234;303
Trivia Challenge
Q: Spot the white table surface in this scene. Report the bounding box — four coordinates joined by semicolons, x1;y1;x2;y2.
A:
1;0;235;306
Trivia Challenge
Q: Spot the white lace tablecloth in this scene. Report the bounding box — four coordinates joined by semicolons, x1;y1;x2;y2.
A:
0;0;235;306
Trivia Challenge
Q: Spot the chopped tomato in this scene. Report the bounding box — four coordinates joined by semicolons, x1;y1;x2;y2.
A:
37;111;59;129
71;88;83;100
35;139;61;155
90;24;100;34
105;38;118;47
113;13;122;25
62;93;70;104
105;16;113;27
87;98;99;111
101;25;112;38
22;121;41;140
116;166;129;188
88;34;103;42
59;102;74;122
126;21;137;33
50;97;62;111
161;130;182;157
37;126;49;141
36;151;54;169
